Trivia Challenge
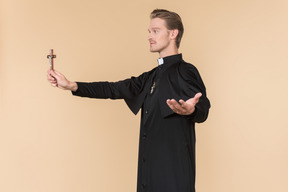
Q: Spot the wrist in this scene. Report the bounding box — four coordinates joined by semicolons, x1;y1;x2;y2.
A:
69;82;78;91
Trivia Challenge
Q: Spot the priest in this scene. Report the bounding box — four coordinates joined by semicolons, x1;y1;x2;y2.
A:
47;9;211;192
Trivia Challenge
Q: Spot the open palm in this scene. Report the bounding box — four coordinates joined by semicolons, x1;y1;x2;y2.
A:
166;93;202;115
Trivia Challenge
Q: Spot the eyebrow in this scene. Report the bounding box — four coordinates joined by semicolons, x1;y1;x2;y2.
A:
148;27;161;31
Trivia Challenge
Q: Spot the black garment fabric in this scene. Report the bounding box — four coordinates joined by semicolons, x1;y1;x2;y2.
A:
72;54;210;192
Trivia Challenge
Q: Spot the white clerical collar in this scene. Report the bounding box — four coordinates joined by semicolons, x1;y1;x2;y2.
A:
158;58;164;66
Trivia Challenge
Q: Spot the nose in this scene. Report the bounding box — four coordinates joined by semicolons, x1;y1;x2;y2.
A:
148;33;152;41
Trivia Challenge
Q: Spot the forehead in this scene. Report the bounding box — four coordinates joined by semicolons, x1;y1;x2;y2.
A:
149;18;168;29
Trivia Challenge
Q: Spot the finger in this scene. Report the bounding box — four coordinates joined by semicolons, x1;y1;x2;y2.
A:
50;70;61;80
48;69;55;77
49;80;57;84
179;99;188;109
170;99;182;109
51;83;57;87
47;73;56;81
49;78;56;83
169;99;185;113
47;74;55;82
166;99;175;110
167;99;179;112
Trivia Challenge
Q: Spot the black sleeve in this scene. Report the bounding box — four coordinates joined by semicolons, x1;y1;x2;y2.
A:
71;71;151;100
180;63;211;123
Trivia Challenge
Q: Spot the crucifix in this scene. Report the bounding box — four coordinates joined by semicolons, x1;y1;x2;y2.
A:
47;49;56;70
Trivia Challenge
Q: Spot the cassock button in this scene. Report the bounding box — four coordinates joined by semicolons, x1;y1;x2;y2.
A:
145;110;149;114
143;156;146;162
143;133;147;139
142;183;146;189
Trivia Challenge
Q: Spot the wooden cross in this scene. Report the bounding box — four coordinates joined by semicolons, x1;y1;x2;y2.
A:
47;49;56;70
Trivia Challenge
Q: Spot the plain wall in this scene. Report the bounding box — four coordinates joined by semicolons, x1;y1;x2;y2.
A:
1;0;287;192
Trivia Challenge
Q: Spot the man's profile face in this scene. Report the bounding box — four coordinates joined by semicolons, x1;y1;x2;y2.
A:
148;18;171;54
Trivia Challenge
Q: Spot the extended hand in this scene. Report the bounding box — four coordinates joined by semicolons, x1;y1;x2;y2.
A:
47;69;77;91
166;93;202;115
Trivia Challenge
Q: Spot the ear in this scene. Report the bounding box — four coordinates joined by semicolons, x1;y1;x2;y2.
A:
169;29;179;40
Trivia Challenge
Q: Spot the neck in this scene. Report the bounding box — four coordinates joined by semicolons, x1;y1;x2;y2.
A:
159;47;178;58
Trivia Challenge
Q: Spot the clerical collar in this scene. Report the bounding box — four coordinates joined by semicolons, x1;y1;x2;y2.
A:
158;58;164;66
157;54;183;66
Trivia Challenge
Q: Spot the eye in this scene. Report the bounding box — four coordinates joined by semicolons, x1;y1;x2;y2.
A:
154;30;158;34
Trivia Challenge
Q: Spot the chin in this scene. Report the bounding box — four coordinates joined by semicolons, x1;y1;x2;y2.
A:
150;47;160;53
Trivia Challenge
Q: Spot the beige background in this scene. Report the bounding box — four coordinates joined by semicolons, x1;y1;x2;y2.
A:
1;0;288;191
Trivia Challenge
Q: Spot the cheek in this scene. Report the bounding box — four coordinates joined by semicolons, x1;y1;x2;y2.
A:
157;35;165;43
159;36;169;45
160;33;169;41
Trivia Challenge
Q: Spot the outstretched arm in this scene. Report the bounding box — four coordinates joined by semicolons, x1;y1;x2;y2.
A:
47;67;155;102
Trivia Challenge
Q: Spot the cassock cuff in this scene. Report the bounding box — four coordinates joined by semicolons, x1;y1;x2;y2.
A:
71;82;81;96
183;107;198;120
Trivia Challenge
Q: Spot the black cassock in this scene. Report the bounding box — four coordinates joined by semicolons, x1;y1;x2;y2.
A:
72;54;210;192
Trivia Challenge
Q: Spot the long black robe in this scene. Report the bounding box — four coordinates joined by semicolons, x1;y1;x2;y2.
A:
72;54;210;192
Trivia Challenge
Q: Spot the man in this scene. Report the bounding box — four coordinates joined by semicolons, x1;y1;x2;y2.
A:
47;9;210;192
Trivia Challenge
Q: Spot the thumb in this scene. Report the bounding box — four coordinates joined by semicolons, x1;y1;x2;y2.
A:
194;92;202;102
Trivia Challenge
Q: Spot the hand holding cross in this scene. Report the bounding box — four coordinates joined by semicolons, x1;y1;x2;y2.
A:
46;49;78;91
